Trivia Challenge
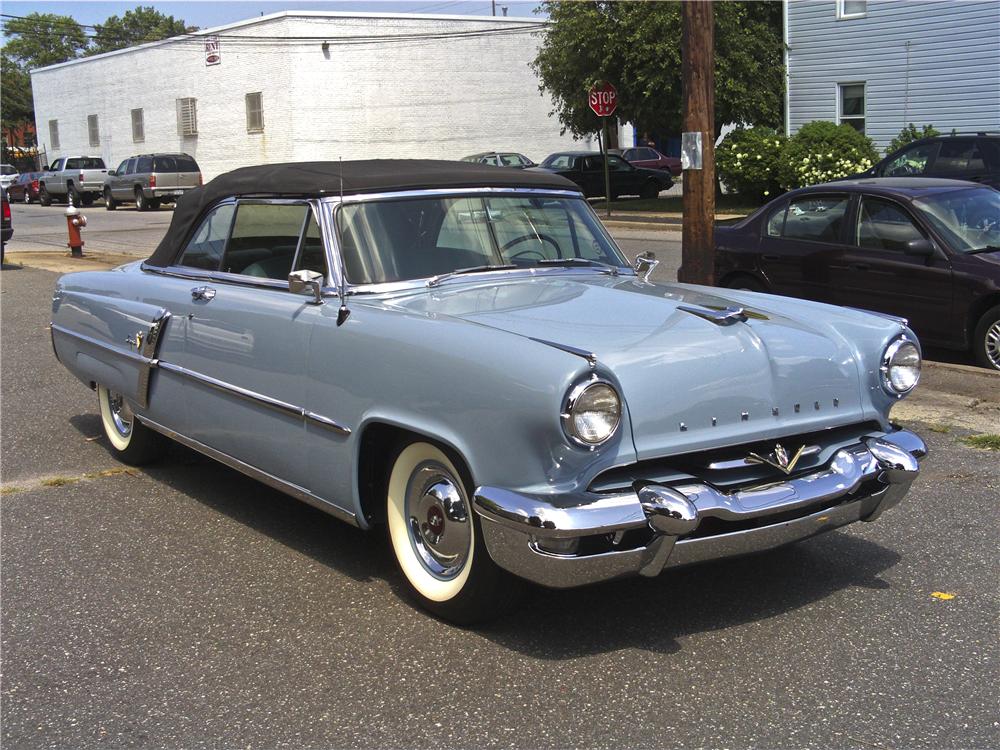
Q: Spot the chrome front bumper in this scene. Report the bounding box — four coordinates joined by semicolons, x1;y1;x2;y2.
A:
473;430;926;588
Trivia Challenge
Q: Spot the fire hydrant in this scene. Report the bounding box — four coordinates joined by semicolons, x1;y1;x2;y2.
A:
65;199;87;257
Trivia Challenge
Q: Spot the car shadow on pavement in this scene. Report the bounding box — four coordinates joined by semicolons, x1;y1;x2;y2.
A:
478;533;899;657
72;417;902;654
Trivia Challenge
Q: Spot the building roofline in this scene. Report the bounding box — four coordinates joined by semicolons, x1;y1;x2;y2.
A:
29;10;546;74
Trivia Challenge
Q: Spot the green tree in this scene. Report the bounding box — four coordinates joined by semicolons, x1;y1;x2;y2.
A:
885;123;940;155
88;6;193;56
532;1;784;141
2;13;88;69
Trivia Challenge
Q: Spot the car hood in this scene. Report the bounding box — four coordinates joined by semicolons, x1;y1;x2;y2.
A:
387;275;891;459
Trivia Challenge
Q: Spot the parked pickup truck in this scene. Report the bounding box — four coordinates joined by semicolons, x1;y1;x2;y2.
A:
39;157;108;207
103;153;202;211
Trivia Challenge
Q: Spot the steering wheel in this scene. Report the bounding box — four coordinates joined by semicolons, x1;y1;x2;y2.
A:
502;233;561;262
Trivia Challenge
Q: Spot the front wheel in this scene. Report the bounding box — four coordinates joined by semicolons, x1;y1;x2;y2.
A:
385;441;524;624
22;191;31;204
97;385;166;465
973;305;1000;372
39;186;52;206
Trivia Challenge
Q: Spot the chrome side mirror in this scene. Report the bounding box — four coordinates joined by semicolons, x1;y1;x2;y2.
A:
288;269;325;305
633;251;659;281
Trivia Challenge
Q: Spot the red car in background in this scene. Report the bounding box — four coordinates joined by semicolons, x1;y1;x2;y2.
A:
621;147;682;177
6;172;43;203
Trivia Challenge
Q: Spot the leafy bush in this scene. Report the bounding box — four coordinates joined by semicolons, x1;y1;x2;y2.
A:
778;121;879;189
716;126;786;202
886;123;941;155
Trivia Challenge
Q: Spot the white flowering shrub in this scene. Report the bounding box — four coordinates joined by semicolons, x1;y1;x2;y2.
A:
779;121;879;189
716;127;785;201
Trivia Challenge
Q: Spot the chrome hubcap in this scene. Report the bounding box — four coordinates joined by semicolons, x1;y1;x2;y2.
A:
405;465;471;580
986;321;1000;369
108;391;133;437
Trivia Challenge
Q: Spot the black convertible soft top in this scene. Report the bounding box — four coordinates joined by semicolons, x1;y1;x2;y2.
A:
146;159;579;268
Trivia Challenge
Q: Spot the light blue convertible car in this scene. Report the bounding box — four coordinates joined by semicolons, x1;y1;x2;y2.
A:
51;161;926;623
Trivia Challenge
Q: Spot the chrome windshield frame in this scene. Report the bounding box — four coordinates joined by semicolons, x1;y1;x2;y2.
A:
316;188;636;296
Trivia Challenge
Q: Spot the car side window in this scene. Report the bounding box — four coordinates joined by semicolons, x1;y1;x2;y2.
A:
178;203;236;270
136;156;153;173
222;202;310;279
931;140;982;175
780;195;850;242
856;197;925;251
642;148;659;160
883;143;938;177
607;155;633;172
766;205;787;236
125;159;137;175
622;149;638;161
50;159;64;171
115;160;129;175
293;211;328;277
582;157;602;172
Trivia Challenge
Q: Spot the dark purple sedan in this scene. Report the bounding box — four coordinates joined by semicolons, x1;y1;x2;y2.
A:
621;147;682;177
714;177;1000;371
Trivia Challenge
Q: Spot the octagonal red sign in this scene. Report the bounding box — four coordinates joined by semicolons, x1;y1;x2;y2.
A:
588;82;618;117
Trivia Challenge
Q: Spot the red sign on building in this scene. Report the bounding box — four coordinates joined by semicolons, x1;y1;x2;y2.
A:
588;82;618;117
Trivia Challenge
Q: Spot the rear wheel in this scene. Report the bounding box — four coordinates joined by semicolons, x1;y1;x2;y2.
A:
135;188;148;211
97;385;165;465
723;274;769;293
973;305;1000;372
385;440;524;624
640;180;660;200
104;187;117;210
69;184;83;206
22;190;31;204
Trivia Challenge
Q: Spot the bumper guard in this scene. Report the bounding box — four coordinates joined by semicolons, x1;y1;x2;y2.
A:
473;429;926;588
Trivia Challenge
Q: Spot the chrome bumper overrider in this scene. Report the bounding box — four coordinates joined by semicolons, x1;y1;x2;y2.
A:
473;430;926;588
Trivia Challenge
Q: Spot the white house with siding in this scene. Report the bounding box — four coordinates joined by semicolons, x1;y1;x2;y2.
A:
30;11;588;180
785;0;1000;150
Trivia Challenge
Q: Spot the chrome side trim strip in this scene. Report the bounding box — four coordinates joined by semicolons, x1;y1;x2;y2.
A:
155;360;351;435
134;415;359;527
51;323;153;366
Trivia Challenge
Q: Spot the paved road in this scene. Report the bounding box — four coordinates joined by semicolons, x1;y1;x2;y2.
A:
2;267;997;749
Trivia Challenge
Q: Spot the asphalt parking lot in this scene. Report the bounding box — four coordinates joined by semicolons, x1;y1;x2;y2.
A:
2;258;998;748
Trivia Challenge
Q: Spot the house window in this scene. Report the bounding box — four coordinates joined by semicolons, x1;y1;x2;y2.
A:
245;92;264;133
838;83;866;134
837;0;866;19
48;119;60;149
131;108;145;142
87;114;100;147
176;97;198;136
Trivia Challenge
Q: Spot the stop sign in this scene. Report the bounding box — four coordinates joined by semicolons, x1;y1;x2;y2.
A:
588;82;618;117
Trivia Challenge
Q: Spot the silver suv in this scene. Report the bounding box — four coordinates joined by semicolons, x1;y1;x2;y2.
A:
103;153;201;211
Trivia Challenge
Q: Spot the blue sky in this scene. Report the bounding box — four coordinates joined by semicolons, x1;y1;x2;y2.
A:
1;0;542;42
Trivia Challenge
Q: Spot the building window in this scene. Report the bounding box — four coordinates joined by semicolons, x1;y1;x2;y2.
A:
837;0;866;19
838;83;866;134
48;119;60;149
176;97;198;136
131;108;145;142
87;114;100;147
245;92;264;133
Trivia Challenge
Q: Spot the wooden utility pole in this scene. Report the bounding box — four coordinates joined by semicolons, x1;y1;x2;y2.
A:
678;0;715;285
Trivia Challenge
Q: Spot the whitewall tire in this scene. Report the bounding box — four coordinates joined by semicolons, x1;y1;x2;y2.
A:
97;386;165;465
385;440;524;623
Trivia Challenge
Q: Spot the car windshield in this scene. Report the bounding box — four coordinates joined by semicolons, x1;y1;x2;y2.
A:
337;194;629;285
912;187;1000;253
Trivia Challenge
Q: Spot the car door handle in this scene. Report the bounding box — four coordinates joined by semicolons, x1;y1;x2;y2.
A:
191;286;216;301
849;262;870;272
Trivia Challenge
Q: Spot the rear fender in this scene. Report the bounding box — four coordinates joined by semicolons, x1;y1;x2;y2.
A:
51;288;171;407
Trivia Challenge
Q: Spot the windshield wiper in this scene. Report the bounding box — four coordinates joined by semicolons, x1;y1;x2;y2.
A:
535;257;619;275
426;264;517;287
966;245;1000;255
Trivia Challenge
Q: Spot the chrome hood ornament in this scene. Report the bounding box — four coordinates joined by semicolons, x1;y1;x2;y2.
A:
745;442;806;475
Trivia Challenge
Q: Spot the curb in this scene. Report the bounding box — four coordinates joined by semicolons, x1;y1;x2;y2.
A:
923;359;999;378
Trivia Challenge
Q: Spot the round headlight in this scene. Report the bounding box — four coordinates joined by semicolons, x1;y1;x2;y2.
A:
562;379;621;447
881;337;921;395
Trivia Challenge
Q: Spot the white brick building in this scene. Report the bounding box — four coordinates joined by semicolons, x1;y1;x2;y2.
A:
31;11;587;179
